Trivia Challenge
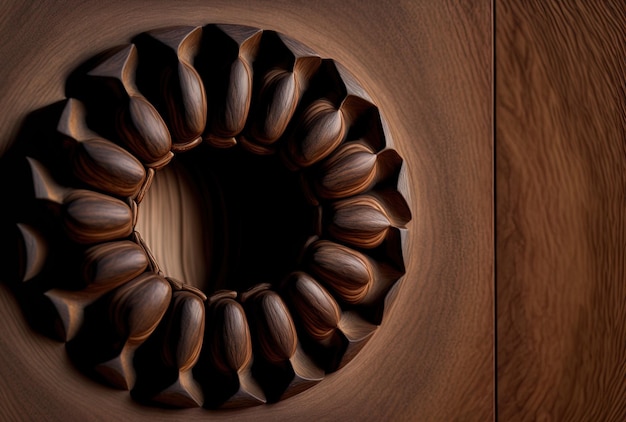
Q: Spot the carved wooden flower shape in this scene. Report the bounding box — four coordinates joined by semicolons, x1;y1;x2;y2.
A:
8;24;411;409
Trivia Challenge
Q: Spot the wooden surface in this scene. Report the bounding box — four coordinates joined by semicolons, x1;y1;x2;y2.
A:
0;0;492;420
497;2;626;420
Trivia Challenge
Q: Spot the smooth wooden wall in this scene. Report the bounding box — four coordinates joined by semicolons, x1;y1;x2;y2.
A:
0;0;492;420
497;2;626;420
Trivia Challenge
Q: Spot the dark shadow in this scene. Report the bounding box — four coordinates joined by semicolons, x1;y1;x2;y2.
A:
174;143;315;294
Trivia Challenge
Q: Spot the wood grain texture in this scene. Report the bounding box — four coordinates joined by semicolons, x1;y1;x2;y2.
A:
0;0;492;420
497;2;626;420
135;160;213;291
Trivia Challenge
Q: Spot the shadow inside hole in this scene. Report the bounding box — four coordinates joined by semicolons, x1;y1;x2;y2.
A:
139;143;315;295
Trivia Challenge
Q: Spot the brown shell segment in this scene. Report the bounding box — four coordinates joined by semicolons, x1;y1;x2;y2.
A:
139;26;207;147
287;99;346;168
250;69;298;144
161;290;205;371
244;287;298;363
208;294;253;373
87;45;173;167
328;195;391;249
81;240;148;287
314;142;378;199
284;272;340;341
243;30;321;153
222;58;253;137
58;98;147;198
118;95;173;166
197;24;262;147
174;61;207;146
72;138;146;197
108;272;172;343
307;240;373;304
63;190;133;244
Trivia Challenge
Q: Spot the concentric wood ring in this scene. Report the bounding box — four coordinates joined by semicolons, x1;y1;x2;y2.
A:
7;24;411;409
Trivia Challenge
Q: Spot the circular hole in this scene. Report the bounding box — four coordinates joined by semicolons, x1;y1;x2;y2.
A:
136;143;314;295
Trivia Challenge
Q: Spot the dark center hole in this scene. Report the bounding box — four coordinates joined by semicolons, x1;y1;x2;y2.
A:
137;144;314;294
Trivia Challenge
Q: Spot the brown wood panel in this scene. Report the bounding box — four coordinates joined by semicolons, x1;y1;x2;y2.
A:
497;1;626;420
0;1;492;420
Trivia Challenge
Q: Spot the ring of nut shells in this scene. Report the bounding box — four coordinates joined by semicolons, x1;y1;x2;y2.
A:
10;24;411;408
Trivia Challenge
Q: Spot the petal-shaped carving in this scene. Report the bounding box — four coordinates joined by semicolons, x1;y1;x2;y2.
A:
328;195;391;248
108;272;172;342
58;98;147;197
307;240;373;304
250;69;298;144
287;99;345;168
221;58;252;137
118;95;172;166
175;61;207;144
136;26;207;147
315;142;377;199
84;45;173;168
63;190;133;244
57;99;145;194
73;138;146;197
284;272;340;341
94;273;171;390
196;24;262;148
209;294;253;373
162;290;205;371
81;240;148;286
243;287;298;363
243;30;320;153
26;157;136;245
